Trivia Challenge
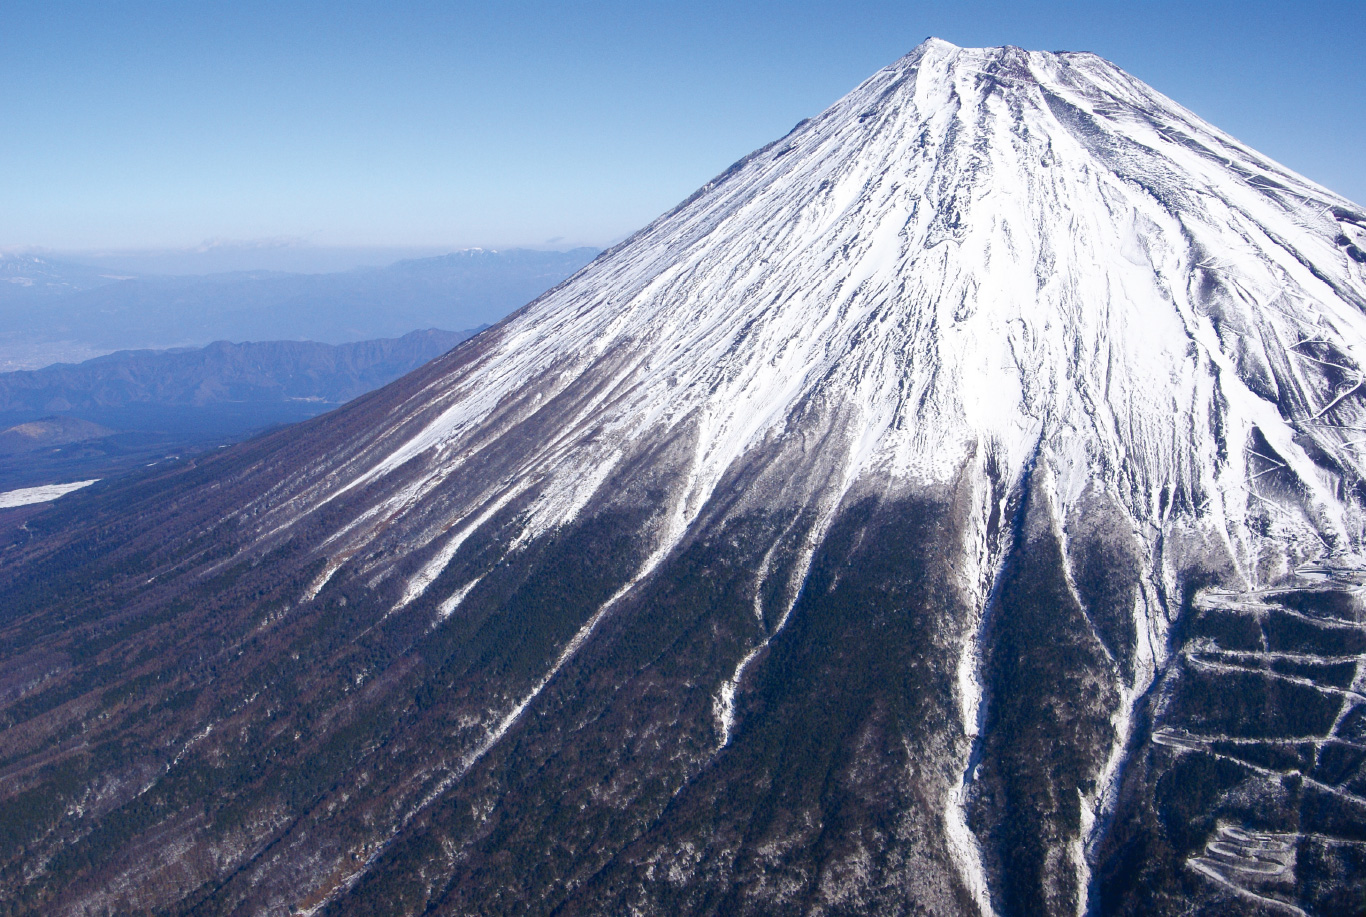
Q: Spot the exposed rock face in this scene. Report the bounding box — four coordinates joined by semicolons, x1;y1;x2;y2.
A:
2;38;1365;916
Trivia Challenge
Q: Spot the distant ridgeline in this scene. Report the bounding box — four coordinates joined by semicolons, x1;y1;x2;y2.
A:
0;247;598;370
0;245;598;488
0;329;479;491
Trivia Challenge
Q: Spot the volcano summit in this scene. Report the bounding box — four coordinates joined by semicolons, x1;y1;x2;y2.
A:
3;39;1366;917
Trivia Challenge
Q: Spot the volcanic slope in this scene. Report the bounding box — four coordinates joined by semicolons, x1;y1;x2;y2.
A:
4;38;1366;917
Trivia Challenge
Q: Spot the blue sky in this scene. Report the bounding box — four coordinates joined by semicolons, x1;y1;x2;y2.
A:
3;1;1363;257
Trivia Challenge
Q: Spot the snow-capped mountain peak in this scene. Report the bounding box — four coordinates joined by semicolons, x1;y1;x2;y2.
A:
252;37;1366;599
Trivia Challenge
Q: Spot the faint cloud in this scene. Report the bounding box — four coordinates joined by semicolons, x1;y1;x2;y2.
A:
193;236;314;253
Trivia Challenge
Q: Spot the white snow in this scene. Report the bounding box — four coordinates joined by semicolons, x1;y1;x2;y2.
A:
945;769;998;917
0;479;98;508
435;577;482;621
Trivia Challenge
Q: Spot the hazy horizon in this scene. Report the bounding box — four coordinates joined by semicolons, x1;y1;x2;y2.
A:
2;240;606;277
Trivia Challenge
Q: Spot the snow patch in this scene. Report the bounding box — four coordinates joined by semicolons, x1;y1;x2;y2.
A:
0;479;97;508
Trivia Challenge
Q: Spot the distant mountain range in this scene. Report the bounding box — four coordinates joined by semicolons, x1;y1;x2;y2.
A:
0;247;598;369
0;254;128;296
0;328;478;491
0;328;478;413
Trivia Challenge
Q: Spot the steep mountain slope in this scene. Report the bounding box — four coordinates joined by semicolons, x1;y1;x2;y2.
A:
2;39;1366;916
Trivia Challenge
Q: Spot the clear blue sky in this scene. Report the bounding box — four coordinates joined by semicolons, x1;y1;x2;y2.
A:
3;0;1363;255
